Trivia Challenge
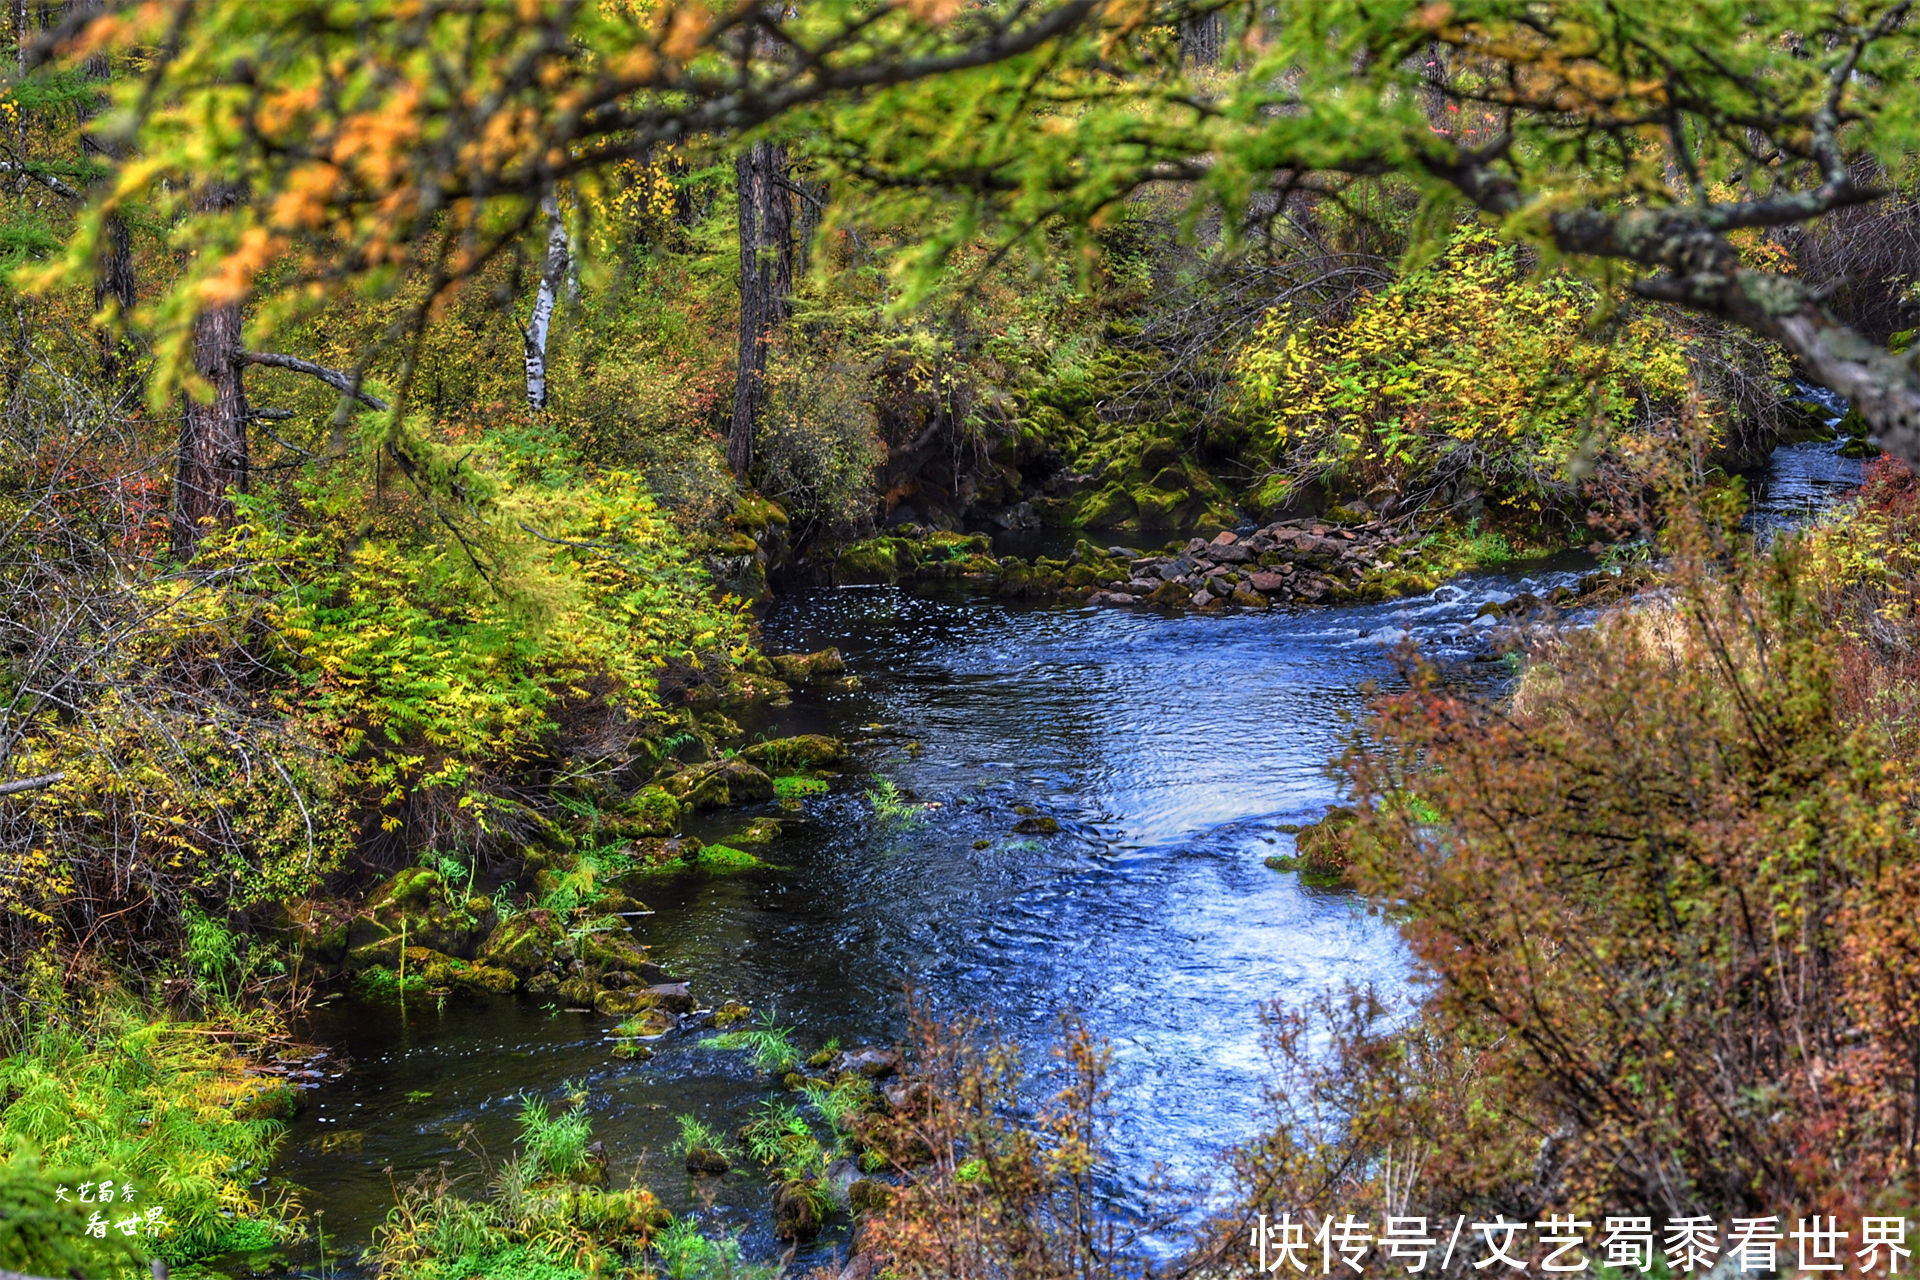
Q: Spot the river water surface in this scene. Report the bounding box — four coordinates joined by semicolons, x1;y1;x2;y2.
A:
268;440;1861;1274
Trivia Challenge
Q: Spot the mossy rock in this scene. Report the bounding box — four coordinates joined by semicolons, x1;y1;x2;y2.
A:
1135;436;1181;473
617;1008;678;1039
696;843;766;872
720;672;793;708
1076;483;1137;529
733;492;789;534
1131;484;1187;527
1011;816;1059;835
684;1146;732;1176
557;977;600;1007
368;867;445;913
836;536;911;583
772;1180;827;1240
594;987;661;1017
404;947;517;995
345;868;496;967
1245;473;1300;520
713;1000;753;1029
767;650;848;684
1196;501;1244;532
740;734;845;769
614;786;683;836
477;910;573;977
720;817;782;846
579;927;652;973
921;531;993;560
659;757;776;809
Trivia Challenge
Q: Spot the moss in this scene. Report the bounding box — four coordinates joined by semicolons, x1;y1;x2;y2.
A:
658;757;775;809
405;946;518;994
1011;816;1059;835
593;987;659;1017
1246;472;1298;519
774;773;830;801
733;491;789;534
578;927;652;972
696;843;766;872
477;911;572;976
837;535;911;583
713;1000;753;1028
612;786;683;837
741;734;845;769
767;650;847;683
720;817;782;845
719;672;793;708
1130;483;1186;527
1076;483;1137;528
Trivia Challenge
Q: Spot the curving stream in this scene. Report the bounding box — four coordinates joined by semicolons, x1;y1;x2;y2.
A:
266;440;1861;1275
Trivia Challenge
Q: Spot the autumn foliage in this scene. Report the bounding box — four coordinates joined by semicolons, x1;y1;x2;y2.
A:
1217;470;1920;1245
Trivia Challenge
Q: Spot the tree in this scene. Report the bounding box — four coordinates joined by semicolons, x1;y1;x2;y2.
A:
4;0;1112;539
822;0;1920;469
170;180;247;557
522;191;568;412
730;137;794;476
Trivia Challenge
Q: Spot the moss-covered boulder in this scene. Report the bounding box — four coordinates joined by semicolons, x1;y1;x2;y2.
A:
836;536;911;583
342;868;497;970
578;926;653;974
403;947;518;995
658;757;776;809
767;649;848;685
612;786;683;837
593;987;658;1017
1077;483;1137;529
477;909;574;979
740;735;845;770
720;817;782;846
1131;481;1186;528
720;671;795;707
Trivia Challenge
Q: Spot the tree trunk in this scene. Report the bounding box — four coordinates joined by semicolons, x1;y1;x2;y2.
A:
171;183;248;559
522;193;569;411
79;16;135;383
729;140;793;477
795;173;826;278
1179;11;1221;66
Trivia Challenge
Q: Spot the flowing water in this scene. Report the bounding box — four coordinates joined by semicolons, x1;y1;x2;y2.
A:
265;440;1863;1276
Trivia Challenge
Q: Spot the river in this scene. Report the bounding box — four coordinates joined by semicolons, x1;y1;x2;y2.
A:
265;440;1861;1276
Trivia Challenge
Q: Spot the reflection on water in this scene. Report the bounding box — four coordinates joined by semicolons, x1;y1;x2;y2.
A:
269;440;1862;1273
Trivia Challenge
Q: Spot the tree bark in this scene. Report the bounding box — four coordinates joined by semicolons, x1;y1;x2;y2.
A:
729;139;793;477
171;182;248;559
522;192;569;411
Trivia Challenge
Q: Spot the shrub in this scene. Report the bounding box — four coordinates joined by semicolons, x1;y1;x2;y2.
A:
1223;487;1920;1238
1236;226;1777;524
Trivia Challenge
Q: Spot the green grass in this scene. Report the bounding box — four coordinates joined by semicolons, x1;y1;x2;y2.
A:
653;1218;775;1280
670;1116;738;1163
0;1008;298;1268
865;777;922;829
516;1090;592;1181
699;1010;799;1073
